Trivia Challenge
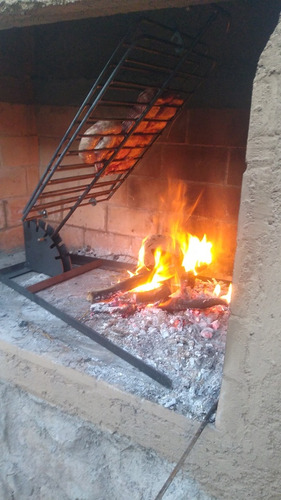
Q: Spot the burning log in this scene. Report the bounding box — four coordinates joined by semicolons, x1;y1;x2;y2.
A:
159;296;228;312
87;268;152;303
133;282;171;304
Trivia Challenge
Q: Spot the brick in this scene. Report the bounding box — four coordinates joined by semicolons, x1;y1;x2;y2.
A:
0;167;27;198
160;109;188;144
127;176;168;212
26;164;39;194
0;225;24;251
134;144;162;178
59;224;85;251
193;184;242;221
162;144;228;184
107;181;128;207
227;148;247;186
84;229;134;257
0;200;6;229
107;206;157;238
36;105;76;137
5;197;28;227
0;136;38;168
38;137;61;171
0;102;36;136
188;109;250;147
68;203;107;231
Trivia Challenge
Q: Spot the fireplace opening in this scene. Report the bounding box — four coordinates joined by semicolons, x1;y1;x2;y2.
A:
0;0;280;423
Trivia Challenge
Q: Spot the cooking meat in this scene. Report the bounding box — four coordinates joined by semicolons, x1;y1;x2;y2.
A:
79;120;123;165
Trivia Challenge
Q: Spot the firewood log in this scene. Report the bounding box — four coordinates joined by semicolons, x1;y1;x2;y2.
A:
87;268;152;303
159;296;228;312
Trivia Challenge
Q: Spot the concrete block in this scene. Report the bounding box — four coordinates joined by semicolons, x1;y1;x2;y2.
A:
127;176;168;212
5;197;28;227
133;143;162;178
0;200;6;230
59;224;85;250
0;102;36;136
188;108;250;147
26;164;39;194
162;144;228;184
107;181;128;207
68;203;107;231
227;148;247;186
0;167;27;198
107;206;157;238
0;136;38;168
0;225;24;250
193;184;241;220
84;229;134;257
36;105;76;137
160;109;188;143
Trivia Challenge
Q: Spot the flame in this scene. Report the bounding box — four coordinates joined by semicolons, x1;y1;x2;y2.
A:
131;247;174;292
221;283;232;304
128;180;221;295
213;282;232;304
181;234;212;274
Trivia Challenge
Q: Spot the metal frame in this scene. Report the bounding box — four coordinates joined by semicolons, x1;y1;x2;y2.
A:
22;11;224;235
0;256;173;388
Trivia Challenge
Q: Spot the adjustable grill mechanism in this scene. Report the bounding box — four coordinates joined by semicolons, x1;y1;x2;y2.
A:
22;10;228;276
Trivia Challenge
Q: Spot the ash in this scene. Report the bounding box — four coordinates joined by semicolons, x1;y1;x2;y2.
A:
89;278;230;420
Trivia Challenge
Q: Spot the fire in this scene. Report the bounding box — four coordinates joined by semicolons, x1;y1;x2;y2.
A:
131;247;174;293
180;233;212;274
213;282;232;304
128;180;231;304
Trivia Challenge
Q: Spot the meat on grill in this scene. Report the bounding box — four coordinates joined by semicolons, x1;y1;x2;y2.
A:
78;89;183;175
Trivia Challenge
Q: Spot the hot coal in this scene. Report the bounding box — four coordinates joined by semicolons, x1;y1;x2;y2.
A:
89;277;230;420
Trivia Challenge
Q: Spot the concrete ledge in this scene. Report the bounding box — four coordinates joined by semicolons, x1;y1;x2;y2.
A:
0;0;224;30
0;337;197;463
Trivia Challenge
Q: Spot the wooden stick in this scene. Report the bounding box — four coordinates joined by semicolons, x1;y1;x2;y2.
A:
87;268;152;303
134;282;171;304
159;296;228;311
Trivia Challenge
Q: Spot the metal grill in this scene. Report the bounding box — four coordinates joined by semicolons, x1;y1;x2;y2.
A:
22;9;228;275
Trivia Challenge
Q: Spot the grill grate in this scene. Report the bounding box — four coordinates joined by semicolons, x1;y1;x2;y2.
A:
22;9;229;275
22;13;225;229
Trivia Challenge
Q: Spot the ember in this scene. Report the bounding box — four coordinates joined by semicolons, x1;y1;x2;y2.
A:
89;275;230;419
86;181;232;419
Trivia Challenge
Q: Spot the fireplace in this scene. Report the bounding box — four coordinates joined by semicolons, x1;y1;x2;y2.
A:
0;0;281;498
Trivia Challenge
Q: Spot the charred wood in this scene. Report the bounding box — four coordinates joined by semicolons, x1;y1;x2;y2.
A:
159;296;228;312
87;268;151;303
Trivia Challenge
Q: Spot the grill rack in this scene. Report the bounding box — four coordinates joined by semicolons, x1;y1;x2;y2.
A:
22;9;229;275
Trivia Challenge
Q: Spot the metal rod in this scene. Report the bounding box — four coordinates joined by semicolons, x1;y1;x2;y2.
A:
154;400;218;500
0;273;173;389
22;34;135;220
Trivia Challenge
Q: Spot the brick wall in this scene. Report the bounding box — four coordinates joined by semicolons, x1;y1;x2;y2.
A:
0;102;39;251
0;103;249;276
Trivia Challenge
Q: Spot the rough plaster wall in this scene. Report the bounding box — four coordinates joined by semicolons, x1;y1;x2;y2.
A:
182;12;281;500
0;381;214;500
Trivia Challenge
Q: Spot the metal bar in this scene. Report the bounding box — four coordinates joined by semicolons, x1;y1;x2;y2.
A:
0;273;172;388
0;261;31;277
29;189;112;212
27;259;104;293
39;179;122;199
154;400;218;500
22;34;135;220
